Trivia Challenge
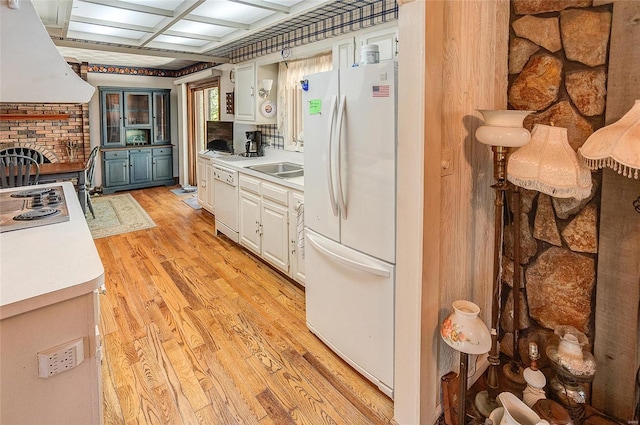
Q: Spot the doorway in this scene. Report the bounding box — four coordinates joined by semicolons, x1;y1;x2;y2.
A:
187;77;220;186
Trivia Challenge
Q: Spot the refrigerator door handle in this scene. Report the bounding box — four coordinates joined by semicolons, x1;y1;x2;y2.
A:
326;95;339;216
306;231;391;278
335;95;347;218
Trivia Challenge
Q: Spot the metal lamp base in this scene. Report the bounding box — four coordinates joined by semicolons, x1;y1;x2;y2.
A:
503;362;526;385
474;390;499;418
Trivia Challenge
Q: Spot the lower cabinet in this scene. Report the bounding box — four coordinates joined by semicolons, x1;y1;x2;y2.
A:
289;190;305;285
197;155;215;213
238;174;304;284
102;146;173;194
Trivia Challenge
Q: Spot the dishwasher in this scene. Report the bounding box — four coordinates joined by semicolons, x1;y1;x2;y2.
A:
213;164;240;243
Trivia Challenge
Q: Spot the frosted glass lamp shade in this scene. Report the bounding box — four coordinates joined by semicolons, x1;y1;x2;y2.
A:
441;300;491;355
579;99;640;179
476;110;533;147
507;124;593;199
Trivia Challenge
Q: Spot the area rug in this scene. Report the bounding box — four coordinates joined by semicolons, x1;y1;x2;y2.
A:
86;193;156;239
170;186;197;197
182;195;202;210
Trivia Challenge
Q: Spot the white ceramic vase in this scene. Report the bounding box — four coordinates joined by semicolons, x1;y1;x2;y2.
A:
498;392;550;425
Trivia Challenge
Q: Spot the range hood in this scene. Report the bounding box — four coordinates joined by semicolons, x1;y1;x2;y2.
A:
0;0;95;103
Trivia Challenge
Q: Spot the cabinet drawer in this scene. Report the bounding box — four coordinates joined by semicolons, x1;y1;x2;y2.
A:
128;149;148;154
104;151;127;160
153;148;171;156
239;174;261;195
262;182;288;206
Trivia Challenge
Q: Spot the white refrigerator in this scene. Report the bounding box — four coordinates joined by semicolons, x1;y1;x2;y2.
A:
303;62;397;398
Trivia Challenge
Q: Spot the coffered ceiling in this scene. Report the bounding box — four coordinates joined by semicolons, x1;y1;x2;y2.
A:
33;0;335;70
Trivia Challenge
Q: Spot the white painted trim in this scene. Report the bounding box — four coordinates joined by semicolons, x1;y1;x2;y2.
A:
394;1;427;424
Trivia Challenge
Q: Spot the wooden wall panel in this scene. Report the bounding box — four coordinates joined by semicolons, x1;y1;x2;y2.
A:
437;0;510;379
592;1;640;419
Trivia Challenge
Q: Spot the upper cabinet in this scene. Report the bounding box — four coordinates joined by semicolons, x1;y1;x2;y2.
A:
100;87;171;148
235;62;278;124
333;27;398;69
357;27;398;63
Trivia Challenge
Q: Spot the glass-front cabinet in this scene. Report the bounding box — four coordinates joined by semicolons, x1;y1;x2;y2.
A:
153;92;170;144
99;87;174;194
102;91;123;147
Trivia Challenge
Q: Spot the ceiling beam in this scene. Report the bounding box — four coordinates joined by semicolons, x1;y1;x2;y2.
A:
228;0;290;14
70;15;155;33
78;0;175;17
184;14;250;30
164;30;222;43
52;39;230;63
139;0;206;47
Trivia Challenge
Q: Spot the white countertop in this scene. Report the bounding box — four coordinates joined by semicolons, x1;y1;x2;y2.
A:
0;182;105;319
199;147;304;191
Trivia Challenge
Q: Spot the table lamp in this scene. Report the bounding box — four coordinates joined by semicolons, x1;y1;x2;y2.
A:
441;300;491;425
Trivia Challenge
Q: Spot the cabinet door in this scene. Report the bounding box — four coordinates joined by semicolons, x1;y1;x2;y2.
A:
357;27;398;63
101;91;124;147
239;191;261;254
205;161;215;212
152;154;172;181
152;91;170;144
289;191;305;285
333;38;355;69
261;200;289;274
129;150;152;184
197;157;207;208
104;158;129;187
235;63;255;122
124;92;152;127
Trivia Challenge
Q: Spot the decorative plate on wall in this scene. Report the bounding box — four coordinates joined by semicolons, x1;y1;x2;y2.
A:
260;101;276;118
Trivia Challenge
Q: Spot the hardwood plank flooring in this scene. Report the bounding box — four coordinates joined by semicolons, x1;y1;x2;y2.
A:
96;186;394;425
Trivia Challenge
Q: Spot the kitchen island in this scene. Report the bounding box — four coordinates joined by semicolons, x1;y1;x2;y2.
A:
0;181;104;424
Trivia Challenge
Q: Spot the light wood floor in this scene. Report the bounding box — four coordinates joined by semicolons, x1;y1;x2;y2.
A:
96;186;394;425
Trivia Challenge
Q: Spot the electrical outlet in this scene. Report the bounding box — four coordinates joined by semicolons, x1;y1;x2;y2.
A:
37;337;85;378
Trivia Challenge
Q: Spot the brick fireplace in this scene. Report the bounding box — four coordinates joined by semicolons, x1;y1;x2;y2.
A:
0;103;91;164
0;63;91;164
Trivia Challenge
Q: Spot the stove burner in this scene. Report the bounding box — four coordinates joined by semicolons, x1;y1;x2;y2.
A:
13;208;61;221
11;188;53;198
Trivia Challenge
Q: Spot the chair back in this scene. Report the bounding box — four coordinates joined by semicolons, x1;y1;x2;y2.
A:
0;147;45;164
0;154;40;188
85;146;100;187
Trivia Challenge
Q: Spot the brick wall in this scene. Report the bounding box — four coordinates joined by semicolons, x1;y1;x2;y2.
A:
0;62;91;164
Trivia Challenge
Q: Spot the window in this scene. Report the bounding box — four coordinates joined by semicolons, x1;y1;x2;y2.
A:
277;53;332;151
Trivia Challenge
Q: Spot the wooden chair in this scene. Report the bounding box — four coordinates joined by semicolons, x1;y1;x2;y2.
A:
0;147;45;164
0;154;40;188
85;146;100;218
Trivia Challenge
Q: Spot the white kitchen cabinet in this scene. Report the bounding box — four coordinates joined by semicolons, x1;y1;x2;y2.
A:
239;189;261;254
234;62;278;124
356;27;398;63
289;190;306;285
197;155;214;213
333;38;356;69
238;174;291;276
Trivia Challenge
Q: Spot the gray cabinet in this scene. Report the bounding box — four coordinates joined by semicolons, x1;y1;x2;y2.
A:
99;87;174;193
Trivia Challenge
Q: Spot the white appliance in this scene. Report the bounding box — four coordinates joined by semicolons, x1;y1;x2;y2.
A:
213;163;240;242
303;62;397;398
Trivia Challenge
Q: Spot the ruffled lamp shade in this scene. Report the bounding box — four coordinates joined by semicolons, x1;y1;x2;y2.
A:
507;124;593;200
579;99;640;179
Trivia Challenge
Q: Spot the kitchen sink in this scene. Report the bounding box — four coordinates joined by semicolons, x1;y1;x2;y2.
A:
247;162;304;179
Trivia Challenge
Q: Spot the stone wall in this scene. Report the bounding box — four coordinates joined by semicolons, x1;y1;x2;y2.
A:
500;0;612;373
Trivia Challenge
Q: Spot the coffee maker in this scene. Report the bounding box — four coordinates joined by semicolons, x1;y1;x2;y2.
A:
245;131;264;157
